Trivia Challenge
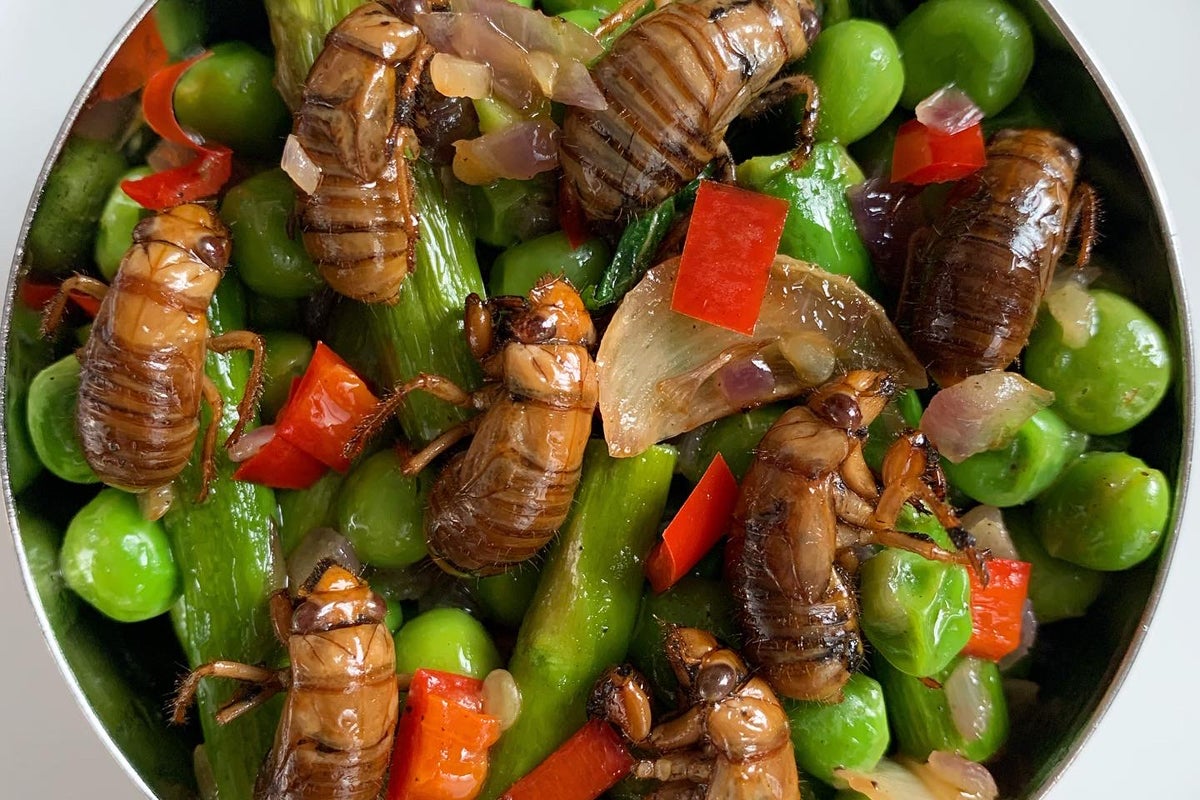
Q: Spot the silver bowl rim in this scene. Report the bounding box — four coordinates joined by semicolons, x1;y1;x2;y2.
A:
0;1;1192;798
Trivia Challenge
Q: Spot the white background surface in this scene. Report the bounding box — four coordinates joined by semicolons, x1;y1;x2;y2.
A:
0;0;1196;797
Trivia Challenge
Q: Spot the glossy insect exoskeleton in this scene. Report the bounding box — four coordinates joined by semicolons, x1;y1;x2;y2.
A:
727;371;982;703
896;128;1097;387
591;626;801;800
560;0;822;223
345;276;599;575
173;562;399;800
40;203;263;514
294;0;436;304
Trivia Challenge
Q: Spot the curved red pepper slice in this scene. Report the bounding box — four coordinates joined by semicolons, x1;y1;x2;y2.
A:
94;15;169;102
120;145;233;211
141;51;210;146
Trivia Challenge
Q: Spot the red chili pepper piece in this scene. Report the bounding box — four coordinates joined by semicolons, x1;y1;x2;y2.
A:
120;145;233;211
890;119;987;186
387;669;502;800
141;51;210;146
231;431;328;490
646;454;738;593
671;180;789;336
499;718;634;800
273;342;379;472
962;558;1032;662
19;281;103;319
94;14;170;102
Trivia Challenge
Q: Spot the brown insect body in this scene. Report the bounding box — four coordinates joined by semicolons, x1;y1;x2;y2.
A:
592;627;800;800
174;563;399;800
560;0;820;222
295;1;428;304
728;371;978;703
897;128;1086;387
347;277;599;576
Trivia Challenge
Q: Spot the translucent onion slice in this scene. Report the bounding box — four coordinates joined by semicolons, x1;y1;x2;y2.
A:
1043;272;1097;349
908;752;999;800
286;528;361;591
452;119;560;185
959;504;1019;560
450;0;603;61
920;372;1054;463
482;668;522;731
916;86;985;135
944;658;992;744
281;134;321;196
597;255;927;457
429;52;493;99
836;759;940;800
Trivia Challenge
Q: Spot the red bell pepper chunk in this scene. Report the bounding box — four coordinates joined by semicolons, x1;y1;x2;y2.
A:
273;342;379;472
671;180;789;336
121;51;235;210
962;558;1032;662
499;719;634;800
645;454;738;593
890;119;987;186
93;14;169;102
387;669;502;800
231;429;328;490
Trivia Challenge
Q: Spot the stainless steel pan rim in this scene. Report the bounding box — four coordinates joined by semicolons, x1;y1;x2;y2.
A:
0;1;1190;798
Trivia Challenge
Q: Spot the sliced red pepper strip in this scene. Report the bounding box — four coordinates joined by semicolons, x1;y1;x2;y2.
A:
890;119;987;186
962;558;1032;662
141;51;210;146
94;14;169;102
671;180;789;336
387;669;502;800
231;430;329;490
19;281;103;319
120;145;233;211
558;174;590;250
273;341;379;472
646;454;738;593
499;719;634;800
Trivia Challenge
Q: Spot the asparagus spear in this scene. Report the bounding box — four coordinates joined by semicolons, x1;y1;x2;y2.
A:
481;441;678;799
263;0;370;110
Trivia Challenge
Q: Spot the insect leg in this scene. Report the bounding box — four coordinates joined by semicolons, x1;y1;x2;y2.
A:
1065;183;1100;270
343;373;481;463
645;705;706;752
594;0;663;40
269;589;292;646
172;660;283;725
207;330;266;450
401;416;481;476
588;665;654;744
739;74;820;170
197;376;224;503
465;293;495;361
39;274;109;337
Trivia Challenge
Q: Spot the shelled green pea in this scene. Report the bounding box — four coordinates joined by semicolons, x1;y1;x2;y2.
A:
260;332;313;422
859;547;972;677
895;0;1034;115
488;231;610;298
220;169;323;299
799;19;904;145
336;450;431;568
1033;452;1169;571
94;167;152;281
1006;508;1103;622
1025;289;1172;435
392;607;502;679
60;488;181;622
675;404;788;483
786;673;890;786
474;567;541;628
470;176;557;248
942;408;1088;508
26;355;98;484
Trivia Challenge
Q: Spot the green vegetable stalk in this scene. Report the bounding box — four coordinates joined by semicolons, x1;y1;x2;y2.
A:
481;441;677;799
328;161;486;445
263;0;370;110
162;277;282;800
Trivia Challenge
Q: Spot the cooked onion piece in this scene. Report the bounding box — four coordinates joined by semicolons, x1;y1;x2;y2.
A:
916;86;985;135
597;255;927;457
920;372;1054;463
430;52;493;99
836;753;998;800
1043;272;1098;349
959;504;1019;560
452;119;560;184
281;134;321;195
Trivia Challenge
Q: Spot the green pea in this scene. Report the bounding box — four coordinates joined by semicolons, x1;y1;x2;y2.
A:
943;408;1088;508
863;389;923;473
174;42;290;159
488;231;610;298
737;143;878;295
786;673;890;786
559;9;604;31
336;450;430;568
27;136;128;275
628;577;737;706
821;0;852;26
876;655;1008;762
1006;507;1102;622
94;167;153;281
26;355;98;484
474;567;541;628
675;404;788;483
247;294;303;331
277;470;345;557
260;331;313;422
895;0;1034;116
154;0;208;60
221;169;323;299
1032;452;1169;571
393;607;502;679
540;0;624;16
365;572;406;633
1025;290;1172;435
60;488;181;622
470;176;557;248
800;20;903;145
859;548;972;677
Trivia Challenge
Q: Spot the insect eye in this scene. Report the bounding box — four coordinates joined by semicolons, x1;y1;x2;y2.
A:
695;661;739;702
818;393;862;430
194;235;230;271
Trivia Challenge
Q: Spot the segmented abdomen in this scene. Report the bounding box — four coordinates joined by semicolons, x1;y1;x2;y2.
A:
560;0;815;221
898;128;1081;386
